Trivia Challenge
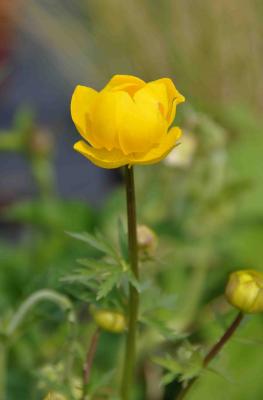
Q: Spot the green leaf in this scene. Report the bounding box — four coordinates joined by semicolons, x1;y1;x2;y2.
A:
126;270;142;292
95;231;121;259
153;342;203;387
153;354;181;373
96;272;120;300
76;258;115;272
63;230;145;304
66;231;109;254
67;230;121;262
62;257;126;302
161;371;179;386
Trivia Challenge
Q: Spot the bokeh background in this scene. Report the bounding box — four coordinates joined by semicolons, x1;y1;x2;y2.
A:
1;1;263;399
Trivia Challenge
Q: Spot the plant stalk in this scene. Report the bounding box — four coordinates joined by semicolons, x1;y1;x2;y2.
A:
121;166;139;400
176;311;244;400
82;328;100;400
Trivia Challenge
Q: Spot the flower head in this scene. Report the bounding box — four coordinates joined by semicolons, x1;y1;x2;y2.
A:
71;75;185;168
225;269;263;313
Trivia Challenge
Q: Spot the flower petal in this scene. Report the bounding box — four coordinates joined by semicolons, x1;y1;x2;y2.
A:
117;88;167;155
91;90;131;151
130;127;182;165
103;74;145;96
74;140;128;169
153;78;185;125
71;85;101;148
138;81;170;118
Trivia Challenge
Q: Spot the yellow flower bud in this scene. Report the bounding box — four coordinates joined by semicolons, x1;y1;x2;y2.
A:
43;393;66;400
225;270;263;313
71;75;185;169
137;225;158;258
92;309;126;333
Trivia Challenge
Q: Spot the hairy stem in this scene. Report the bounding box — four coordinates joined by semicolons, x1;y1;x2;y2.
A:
121;166;139;400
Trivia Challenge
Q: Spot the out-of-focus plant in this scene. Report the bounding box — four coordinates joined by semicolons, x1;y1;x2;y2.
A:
175;268;263;399
0;108;96;398
0;289;76;400
0;108;54;197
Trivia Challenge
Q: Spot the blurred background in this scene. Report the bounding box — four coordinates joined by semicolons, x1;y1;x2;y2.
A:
0;1;263;399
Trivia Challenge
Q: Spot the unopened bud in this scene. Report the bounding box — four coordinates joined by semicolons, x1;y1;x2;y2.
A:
92;309;126;333
225;270;263;313
137;225;157;258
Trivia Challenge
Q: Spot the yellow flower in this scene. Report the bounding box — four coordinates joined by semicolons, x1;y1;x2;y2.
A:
92;309;126;333
225;270;263;313
71;75;185;168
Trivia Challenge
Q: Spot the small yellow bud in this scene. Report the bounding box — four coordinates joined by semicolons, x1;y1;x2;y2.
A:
137;225;157;258
225;270;263;313
92;309;126;333
43;393;66;400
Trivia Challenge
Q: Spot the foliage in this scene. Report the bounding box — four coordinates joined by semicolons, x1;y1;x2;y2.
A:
1;103;263;399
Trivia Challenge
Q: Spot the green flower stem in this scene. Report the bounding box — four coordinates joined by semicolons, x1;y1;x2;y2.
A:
82;328;100;400
203;311;243;366
121;166;139;400
176;311;244;400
